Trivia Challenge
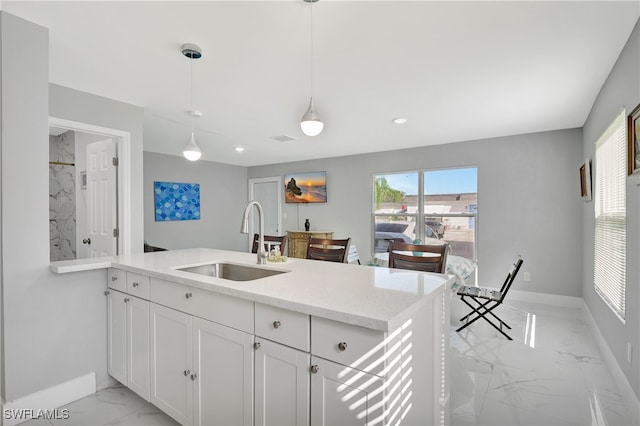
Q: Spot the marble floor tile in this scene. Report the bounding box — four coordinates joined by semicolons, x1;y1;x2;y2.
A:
21;386;177;426
450;297;635;426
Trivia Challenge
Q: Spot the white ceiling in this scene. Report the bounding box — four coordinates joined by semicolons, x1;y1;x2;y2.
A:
4;1;639;167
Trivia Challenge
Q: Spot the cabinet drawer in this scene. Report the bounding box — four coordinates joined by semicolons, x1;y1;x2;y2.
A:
150;278;254;334
255;304;310;351
311;316;391;376
127;272;150;300
108;268;127;292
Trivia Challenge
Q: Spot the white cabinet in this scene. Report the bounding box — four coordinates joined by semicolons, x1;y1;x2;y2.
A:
310;356;383;426
311;316;392;377
106;268;150;402
127;295;150;399
254;338;310;426
150;303;254;426
151;277;254;333
255;303;309;352
106;290;127;385
108;270;447;426
150;303;193;425
193;317;254;426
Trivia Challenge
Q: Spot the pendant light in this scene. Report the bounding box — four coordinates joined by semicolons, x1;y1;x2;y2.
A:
181;43;203;161
300;0;324;137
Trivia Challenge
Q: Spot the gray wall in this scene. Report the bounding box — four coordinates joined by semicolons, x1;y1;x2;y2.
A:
249;128;584;297
50;83;145;254
582;18;640;399
144;151;248;252
0;10;4;405
0;12;145;402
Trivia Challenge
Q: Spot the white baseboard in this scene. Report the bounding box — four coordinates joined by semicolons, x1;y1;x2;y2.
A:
582;302;640;425
3;372;96;426
508;289;583;308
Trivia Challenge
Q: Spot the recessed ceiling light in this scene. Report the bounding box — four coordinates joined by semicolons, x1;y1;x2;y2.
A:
392;117;408;125
235;147;245;152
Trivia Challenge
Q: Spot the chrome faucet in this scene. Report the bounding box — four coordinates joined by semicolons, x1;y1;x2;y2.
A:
240;200;267;265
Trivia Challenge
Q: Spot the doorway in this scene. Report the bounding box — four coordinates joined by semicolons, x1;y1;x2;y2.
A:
248;177;282;252
49;117;132;261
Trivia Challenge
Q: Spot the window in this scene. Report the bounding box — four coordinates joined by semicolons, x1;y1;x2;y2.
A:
372;167;478;261
594;110;626;320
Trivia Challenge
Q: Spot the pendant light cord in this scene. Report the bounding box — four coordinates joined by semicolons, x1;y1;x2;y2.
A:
310;1;314;97
190;55;194;135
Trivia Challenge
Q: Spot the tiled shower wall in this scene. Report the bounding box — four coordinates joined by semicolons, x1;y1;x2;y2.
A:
49;131;76;261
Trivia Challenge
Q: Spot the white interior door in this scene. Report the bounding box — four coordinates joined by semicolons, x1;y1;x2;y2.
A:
85;138;117;257
248;177;282;250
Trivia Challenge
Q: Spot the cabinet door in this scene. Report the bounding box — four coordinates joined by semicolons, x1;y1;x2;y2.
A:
107;290;127;385
255;339;310;426
192;317;253;426
310;357;383;426
150;303;193;426
288;232;308;259
127;296;150;401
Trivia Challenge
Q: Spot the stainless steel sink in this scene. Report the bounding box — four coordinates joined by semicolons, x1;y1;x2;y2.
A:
175;262;287;281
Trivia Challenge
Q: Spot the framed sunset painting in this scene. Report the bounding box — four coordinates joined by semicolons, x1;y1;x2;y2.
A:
284;171;327;203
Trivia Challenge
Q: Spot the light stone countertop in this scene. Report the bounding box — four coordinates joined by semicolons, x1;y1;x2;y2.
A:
51;248;452;332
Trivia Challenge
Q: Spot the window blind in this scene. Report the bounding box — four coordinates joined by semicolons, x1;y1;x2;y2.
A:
594;110;626;320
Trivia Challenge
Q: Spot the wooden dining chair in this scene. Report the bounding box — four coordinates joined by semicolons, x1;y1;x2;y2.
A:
306;237;351;263
387;241;449;273
251;234;288;255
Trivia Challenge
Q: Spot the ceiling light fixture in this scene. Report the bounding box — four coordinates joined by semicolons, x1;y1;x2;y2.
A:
300;0;324;137
235;147;245;152
392;117;408;125
181;43;203;161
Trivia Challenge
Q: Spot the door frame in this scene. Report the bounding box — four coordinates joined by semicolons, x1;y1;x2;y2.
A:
248;176;282;251
49;116;132;257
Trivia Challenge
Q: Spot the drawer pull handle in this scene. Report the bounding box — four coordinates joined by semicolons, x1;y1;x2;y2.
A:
124;298;130;303
184;369;190;376
190;373;198;381
132;282;139;287
338;342;348;352
310;365;319;374
185;292;193;299
104;290;110;296
111;276;117;282
254;342;261;350
273;321;281;329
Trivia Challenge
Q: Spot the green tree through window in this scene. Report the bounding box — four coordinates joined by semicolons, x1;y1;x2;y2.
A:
374;177;405;209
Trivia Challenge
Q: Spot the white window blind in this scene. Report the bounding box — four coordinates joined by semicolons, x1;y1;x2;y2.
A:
594;110;626;320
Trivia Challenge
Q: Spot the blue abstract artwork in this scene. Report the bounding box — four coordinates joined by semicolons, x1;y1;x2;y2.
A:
154;181;201;221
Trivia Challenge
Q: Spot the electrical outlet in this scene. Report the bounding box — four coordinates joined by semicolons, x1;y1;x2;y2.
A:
523;272;531;282
282;212;287;219
628;343;633;364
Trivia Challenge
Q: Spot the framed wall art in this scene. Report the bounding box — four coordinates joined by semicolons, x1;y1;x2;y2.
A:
284;171;327;203
579;159;592;201
628;103;640;176
154;181;201;221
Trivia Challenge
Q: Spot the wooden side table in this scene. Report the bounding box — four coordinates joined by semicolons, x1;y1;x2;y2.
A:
287;230;333;259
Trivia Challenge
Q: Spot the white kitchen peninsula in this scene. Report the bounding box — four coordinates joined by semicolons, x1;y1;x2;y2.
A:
52;248;452;426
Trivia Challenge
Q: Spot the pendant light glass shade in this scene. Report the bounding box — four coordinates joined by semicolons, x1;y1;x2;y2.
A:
183;132;201;161
300;97;324;137
301;0;324;137
181;43;203;161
